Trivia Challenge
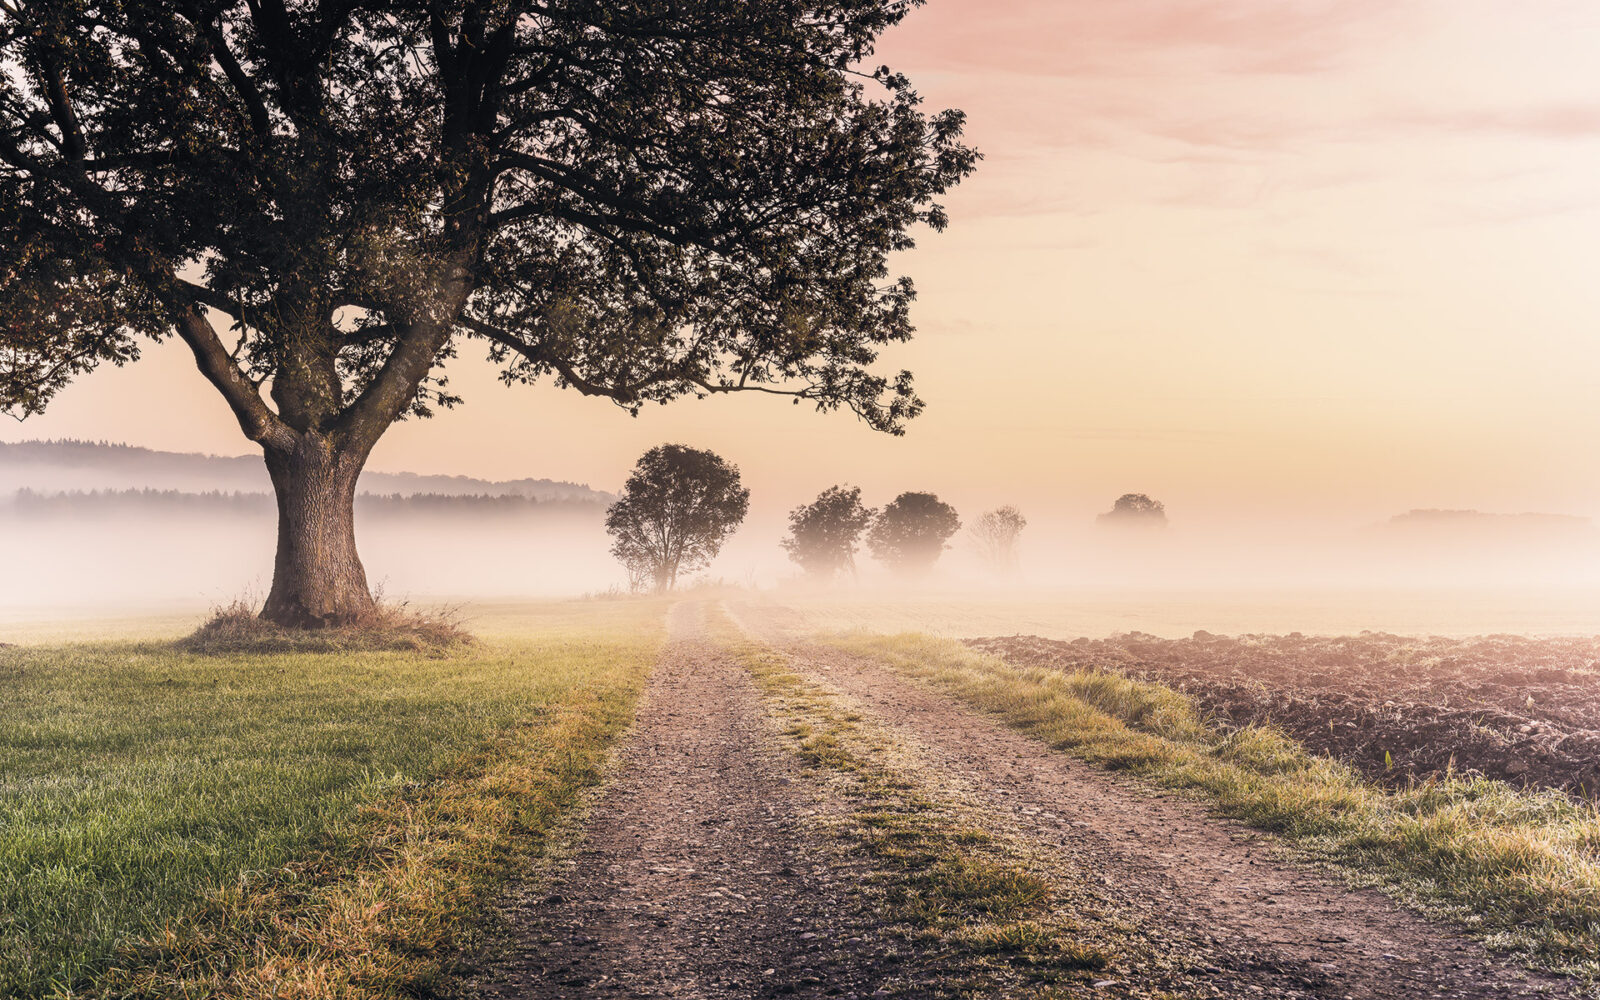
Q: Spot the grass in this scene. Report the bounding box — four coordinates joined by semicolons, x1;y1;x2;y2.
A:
0;599;667;999
711;613;1135;997
828;631;1600;978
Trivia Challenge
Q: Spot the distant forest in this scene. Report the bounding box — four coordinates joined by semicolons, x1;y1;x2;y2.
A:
0;439;613;503
4;488;605;520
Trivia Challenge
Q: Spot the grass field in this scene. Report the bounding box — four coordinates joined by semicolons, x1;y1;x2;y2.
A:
830;632;1600;978
0;599;666;999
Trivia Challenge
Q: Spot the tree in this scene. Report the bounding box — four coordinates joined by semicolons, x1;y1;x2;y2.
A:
971;505;1026;573
604;444;749;593
782;485;874;581
1097;493;1167;527
868;491;959;574
0;1;976;626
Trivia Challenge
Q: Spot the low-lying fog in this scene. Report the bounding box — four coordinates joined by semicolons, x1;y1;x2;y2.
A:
7;439;1600;635
8;471;1600;638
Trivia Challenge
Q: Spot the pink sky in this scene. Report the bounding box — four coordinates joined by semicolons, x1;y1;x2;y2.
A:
8;0;1600;532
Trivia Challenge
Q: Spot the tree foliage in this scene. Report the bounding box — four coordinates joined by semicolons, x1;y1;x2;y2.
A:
971;505;1026;573
604;444;749;592
867;490;959;574
1097;493;1167;527
0;0;977;433
782;484;874;580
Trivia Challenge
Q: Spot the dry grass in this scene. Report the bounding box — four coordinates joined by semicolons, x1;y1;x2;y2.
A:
830;631;1600;979
711;613;1135;996
178;598;474;656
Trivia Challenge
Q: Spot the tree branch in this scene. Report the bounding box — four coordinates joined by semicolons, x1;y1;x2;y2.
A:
460;314;825;406
38;56;86;163
172;306;295;450
192;11;274;141
175;278;247;322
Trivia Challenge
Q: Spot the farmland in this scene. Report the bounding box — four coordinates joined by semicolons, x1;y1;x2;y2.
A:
972;631;1600;799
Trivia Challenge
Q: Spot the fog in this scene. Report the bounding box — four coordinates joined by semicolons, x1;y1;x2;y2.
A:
7;448;1600;638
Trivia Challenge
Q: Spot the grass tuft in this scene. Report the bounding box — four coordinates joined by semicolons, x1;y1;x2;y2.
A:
178;598;475;656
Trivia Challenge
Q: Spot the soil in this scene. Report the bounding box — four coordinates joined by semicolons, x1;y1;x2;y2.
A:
465;603;934;999
969;632;1600;798
466;602;1587;998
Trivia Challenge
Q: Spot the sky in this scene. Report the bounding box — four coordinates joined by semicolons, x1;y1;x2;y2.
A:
7;0;1600;534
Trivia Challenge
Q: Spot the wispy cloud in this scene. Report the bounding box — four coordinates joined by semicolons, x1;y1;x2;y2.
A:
1390;104;1600;139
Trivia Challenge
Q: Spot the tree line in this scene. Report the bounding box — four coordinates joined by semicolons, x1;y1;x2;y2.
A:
602;444;1171;594
5;488;603;519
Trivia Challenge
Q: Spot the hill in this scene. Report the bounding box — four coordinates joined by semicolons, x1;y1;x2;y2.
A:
0;439;613;503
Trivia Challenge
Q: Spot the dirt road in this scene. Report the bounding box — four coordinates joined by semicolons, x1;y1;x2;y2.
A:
468;601;1583;999
468;603;929;999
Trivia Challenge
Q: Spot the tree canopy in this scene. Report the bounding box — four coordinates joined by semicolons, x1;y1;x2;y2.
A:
0;0;975;624
604;443;749;592
867;490;959;573
1097;493;1167;527
0;0;975;433
782;484;874;580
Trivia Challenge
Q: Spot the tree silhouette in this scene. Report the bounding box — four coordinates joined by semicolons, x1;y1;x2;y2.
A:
605;445;749;593
971;505;1026;573
0;1;975;625
1097;493;1167;527
868;491;960;574
783;485;875;581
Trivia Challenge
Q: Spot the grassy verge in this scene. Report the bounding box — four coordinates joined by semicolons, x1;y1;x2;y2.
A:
710;614;1183;999
827;632;1600;978
0;600;666;999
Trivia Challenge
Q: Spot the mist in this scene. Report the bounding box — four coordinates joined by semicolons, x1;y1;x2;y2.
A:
7;440;1600;638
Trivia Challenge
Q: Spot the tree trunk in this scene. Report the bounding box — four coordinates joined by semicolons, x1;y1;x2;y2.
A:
260;434;375;627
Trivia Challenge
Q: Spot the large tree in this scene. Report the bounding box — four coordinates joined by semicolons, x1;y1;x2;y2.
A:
782;484;874;580
605;443;748;593
0;1;975;626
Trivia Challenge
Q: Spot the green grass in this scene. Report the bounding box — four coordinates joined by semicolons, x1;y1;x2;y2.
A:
829;632;1600;978
713;615;1128;996
0;600;667;999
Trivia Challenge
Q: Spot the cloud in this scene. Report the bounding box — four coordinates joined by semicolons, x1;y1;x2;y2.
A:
1390;104;1600;139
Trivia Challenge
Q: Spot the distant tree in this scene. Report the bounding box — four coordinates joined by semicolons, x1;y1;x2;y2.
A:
0;2;975;627
1097;493;1167;527
619;550;656;596
971;505;1027;573
605;445;750;593
868;492;961;574
783;485;875;580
